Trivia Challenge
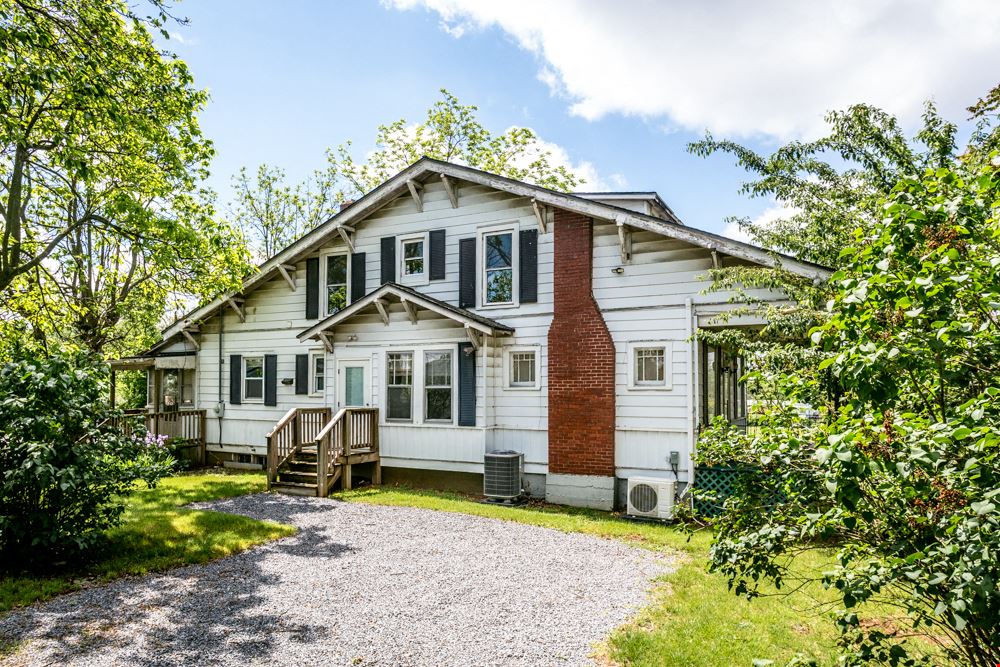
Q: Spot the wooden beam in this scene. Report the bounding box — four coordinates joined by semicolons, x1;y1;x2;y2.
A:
277;264;296;291
617;222;632;264
337;226;355;253
374;298;390;326
181;328;200;351
406;179;424;212
465;325;482;350
318;332;333;352
439;174;458;208
226;298;245;323
400;298;418;324
711;250;721;269
532;198;548;234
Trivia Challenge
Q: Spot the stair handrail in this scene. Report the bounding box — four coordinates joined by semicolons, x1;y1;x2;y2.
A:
266;407;301;487
313;407;349;496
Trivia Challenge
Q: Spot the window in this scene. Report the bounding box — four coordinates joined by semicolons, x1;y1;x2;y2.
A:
701;344;747;427
325;254;348;315
311;353;325;395
146;370;155;407
483;231;513;305
397;234;428;285
424;350;453;421
628;342;672;389
386;352;413;420
506;348;539;389
244;356;264;401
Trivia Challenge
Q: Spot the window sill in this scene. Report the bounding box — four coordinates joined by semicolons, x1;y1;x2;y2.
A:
478;301;518;310
627;384;673;392
506;384;541;392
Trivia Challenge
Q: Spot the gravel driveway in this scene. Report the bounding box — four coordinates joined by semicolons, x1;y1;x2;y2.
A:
0;494;672;667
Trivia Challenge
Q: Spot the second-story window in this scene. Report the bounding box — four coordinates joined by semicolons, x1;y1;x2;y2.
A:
401;238;425;278
483;230;513;305
326;254;347;315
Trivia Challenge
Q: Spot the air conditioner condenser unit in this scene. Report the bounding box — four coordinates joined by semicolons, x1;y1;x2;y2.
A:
484;450;523;501
626;477;675;520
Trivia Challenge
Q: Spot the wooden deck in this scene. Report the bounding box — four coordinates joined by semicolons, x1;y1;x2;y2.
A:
266;407;380;497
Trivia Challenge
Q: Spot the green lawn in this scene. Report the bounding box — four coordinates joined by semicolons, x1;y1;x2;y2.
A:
337;485;842;667
0;471;294;614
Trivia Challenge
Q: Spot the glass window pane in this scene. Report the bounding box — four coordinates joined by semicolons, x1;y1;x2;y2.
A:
313;357;324;392
425;351;452;387
345;366;364;406
403;240;423;259
245;358;263;379
403;240;424;276
327;285;346;314
486;268;513;303
635;348;665;384
326;255;347;285
245;379;263;399
511;351;536;385
387;387;411;420
425;388;451;421
485;233;512;269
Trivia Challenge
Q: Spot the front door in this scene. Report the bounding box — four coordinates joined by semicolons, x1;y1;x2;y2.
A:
336;358;371;409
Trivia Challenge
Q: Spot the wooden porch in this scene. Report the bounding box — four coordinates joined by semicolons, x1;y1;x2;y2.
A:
108;408;208;466
266;407;380;497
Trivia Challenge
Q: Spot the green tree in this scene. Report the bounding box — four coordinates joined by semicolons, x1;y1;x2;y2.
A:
695;104;1000;664
0;0;250;354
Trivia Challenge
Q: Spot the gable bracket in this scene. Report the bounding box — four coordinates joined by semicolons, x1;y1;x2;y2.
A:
374;298;390;326
337;226;355;253
318;332;333;353
406;179;424;213
439;174;459;208
617;222;632;264
277;264;296;291
400;297;418;324
531;198;548;234
465;325;482;350
181;328;201;351
227;298;246;323
711;250;721;269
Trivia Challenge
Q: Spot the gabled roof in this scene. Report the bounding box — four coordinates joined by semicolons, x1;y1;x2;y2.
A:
162;157;833;341
298;282;514;343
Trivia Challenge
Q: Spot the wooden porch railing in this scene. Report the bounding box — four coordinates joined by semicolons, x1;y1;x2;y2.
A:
313;407;380;496
146;410;208;443
266;407;331;487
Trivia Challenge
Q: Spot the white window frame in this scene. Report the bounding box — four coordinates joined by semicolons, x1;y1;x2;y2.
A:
627;341;673;390
320;250;351;316
504;345;541;391
397;232;429;286
423;349;455;423
243;355;265;403
385;350;415;422
478;223;519;309
309;351;326;397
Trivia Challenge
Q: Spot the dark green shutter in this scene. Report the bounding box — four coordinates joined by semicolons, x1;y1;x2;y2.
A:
380;236;396;284
305;257;320;319
519;229;538;303
458;237;476;308
350;252;366;302
295;354;308;395
229;354;241;405
264;354;278;406
429;229;446;280
457;342;476;426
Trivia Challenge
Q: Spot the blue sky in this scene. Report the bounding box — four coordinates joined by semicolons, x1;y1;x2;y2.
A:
166;0;999;238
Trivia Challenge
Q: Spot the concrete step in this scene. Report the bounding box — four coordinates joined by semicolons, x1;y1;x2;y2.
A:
270;481;318;497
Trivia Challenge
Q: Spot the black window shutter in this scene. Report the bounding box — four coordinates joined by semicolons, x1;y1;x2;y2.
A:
350;252;366;302
429;229;446;280
229;354;242;405
305;257;320;320
380;236;396;284
295;354;308;395
519;229;538;303
458;237;476;308
457;342;476;426
264;354;278;406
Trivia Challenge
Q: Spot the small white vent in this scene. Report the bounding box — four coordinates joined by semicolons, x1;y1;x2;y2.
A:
484;451;523;499
626;477;675;519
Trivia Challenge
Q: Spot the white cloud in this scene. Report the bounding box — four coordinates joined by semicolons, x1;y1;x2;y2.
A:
386;0;1000;141
723;204;801;244
510;131;617;189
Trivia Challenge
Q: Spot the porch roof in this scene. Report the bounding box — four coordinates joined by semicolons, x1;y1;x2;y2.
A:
297;282;514;347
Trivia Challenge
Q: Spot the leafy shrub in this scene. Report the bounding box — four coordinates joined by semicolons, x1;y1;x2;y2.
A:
706;155;1000;665
0;347;174;565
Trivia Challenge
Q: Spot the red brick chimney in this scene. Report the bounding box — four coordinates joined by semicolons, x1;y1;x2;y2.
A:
547;209;616;479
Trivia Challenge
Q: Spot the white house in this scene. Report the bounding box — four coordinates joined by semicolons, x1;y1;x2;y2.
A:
117;158;830;510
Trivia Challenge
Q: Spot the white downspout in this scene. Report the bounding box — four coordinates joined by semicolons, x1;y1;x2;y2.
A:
684;297;697;497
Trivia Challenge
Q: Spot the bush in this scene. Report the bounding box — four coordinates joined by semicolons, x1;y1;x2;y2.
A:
0;347;174;566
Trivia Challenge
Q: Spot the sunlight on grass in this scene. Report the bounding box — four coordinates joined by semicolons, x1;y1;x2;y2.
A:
0;472;294;614
338;484;841;666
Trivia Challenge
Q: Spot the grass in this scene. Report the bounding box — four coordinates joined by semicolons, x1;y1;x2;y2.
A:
337;485;842;667
0;471;295;614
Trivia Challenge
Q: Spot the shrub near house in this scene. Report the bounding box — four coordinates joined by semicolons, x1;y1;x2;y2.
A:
0;346;175;565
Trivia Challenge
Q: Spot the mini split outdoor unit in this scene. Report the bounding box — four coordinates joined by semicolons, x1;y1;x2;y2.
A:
626;477;676;520
483;450;523;500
